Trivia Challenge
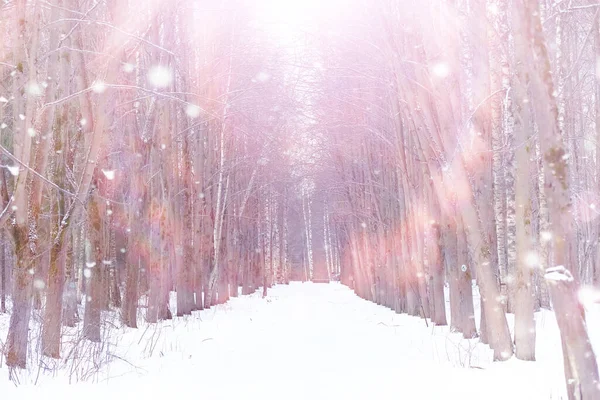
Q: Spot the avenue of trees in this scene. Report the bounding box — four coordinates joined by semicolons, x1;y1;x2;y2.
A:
0;0;299;372
307;1;600;398
1;0;600;398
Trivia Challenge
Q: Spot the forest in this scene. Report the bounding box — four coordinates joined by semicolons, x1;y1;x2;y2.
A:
1;0;600;399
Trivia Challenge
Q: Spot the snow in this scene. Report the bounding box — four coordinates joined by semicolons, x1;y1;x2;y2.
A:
6;165;19;177
0;281;599;399
92;81;107;94
431;62;450;78
545;266;574;283
147;66;173;88
185;104;201;118
26;81;43;97
101;169;116;180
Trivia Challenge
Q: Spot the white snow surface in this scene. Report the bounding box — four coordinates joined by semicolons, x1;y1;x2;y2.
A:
1;281;598;399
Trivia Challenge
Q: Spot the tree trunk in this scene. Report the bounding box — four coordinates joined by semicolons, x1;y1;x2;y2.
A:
42;241;67;358
83;195;103;342
0;230;5;313
5;227;33;368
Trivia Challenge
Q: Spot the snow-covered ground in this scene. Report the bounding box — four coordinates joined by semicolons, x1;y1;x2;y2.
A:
0;281;597;399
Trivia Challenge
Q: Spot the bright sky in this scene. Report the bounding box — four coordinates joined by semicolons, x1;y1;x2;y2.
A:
256;0;342;46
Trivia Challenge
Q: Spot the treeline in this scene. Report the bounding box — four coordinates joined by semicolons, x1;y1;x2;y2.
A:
0;0;293;370
313;1;600;398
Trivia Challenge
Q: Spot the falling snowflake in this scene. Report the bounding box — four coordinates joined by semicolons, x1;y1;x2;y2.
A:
0;96;8;103
186;104;201;118
107;209;113;216
525;251;540;268
92;80;107;94
101;169;116;180
488;3;499;15
123;63;135;73
27;128;36;137
431;62;450;78
19;114;25;121
80;118;87;126
103;260;112;266
120;248;126;253
461;264;467;272
83;269;92;279
0;123;7;129
26;81;43;97
255;72;270;82
33;279;45;290
7;165;19;176
147;65;173;88
86;261;96;268
540;231;552;242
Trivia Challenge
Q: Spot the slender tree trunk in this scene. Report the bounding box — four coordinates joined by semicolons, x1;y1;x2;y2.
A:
83;193;103;342
0;230;5;314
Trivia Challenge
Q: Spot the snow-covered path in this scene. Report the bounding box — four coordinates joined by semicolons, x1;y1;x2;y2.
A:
3;282;570;399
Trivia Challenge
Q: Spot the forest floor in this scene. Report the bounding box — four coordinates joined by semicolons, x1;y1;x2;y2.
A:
1;281;598;399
